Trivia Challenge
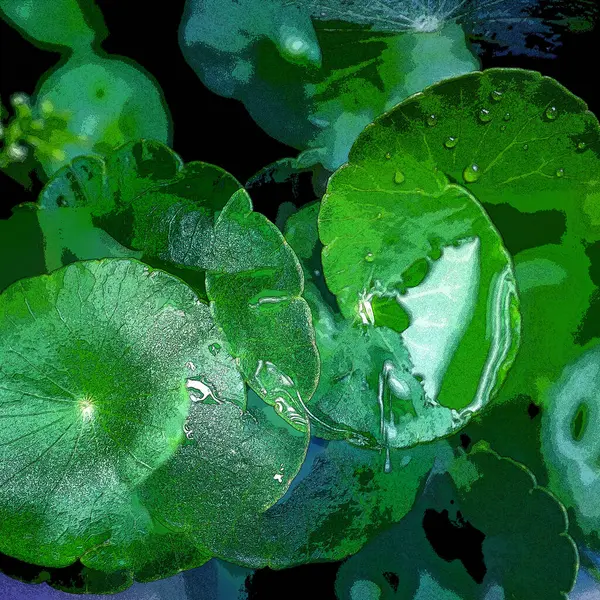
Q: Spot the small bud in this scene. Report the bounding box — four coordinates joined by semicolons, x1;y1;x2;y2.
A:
10;93;29;107
40;99;54;115
7;143;28;162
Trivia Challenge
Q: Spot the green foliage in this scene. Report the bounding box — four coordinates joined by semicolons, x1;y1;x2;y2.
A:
34;53;172;176
200;423;452;568
320;67;600;433
39;140;320;429
180;0;479;170
0;0;106;51
336;444;578;600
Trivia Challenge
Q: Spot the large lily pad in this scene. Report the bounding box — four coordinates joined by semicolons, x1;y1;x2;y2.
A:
321;68;600;418
0;258;235;568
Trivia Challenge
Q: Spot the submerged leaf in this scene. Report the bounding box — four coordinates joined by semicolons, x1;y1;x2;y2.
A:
336;444;578;600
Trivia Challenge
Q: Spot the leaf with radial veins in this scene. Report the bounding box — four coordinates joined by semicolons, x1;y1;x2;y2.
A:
321;68;600;415
317;168;520;447
0;258;241;569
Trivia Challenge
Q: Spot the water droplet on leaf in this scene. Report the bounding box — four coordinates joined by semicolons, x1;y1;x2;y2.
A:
478;108;492;123
444;136;458;149
385;152;391;159
522;144;529;151
365;252;375;262
463;163;481;183
503;113;511;121
545;106;558;120
556;168;565;177
426;114;437;127
394;170;405;184
577;141;587;151
491;90;503;102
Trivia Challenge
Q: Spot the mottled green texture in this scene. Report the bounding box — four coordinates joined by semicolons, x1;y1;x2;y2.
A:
0;259;235;570
337;445;578;600
34;54;171;175
180;0;479;170
39;140;320;428
318;164;519;445
198;416;451;568
205;190;320;430
132;389;309;567
0;0;105;51
0;204;45;293
541;345;600;549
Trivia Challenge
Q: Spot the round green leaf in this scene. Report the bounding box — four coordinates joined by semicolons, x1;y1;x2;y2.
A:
206;189;320;431
321;68;600;419
119;389;310;567
290;188;519;448
0;258;231;567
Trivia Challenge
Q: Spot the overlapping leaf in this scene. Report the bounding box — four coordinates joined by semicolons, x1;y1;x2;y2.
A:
39;140;320;428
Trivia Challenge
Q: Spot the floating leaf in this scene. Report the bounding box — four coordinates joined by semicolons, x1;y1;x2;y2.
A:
0;259;237;568
34;54;171;175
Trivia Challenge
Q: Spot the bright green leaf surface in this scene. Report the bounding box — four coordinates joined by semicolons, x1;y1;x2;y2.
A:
336;444;578;600
0;0;105;51
0;258;234;568
205;189;320;431
289;190;519;448
321;67;600;437
40;141;320;429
